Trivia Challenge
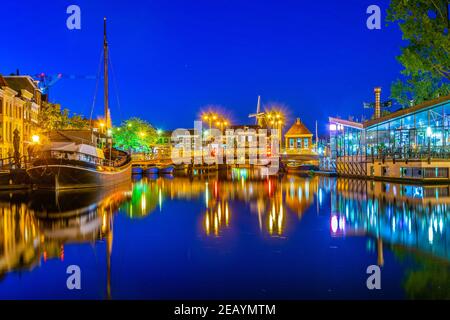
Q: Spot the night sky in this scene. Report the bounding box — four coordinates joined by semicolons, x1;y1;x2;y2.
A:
0;0;402;134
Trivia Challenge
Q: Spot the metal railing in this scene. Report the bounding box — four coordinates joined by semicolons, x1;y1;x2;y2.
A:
369;146;450;161
35;150;129;168
336;146;450;162
0;156;32;170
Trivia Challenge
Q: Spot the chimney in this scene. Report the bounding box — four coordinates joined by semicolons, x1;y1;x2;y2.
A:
374;87;381;119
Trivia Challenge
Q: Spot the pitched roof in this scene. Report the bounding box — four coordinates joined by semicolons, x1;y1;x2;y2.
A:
47;130;98;145
285;118;312;136
3;76;39;95
0;75;8;87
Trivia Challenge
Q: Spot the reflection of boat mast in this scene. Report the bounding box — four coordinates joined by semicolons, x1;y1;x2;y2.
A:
103;199;114;299
377;238;384;267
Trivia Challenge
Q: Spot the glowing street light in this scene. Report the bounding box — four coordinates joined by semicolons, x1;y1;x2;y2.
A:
32;134;40;144
264;109;285;146
201;111;228;136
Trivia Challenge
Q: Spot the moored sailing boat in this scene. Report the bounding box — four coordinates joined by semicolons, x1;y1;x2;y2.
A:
27;18;131;190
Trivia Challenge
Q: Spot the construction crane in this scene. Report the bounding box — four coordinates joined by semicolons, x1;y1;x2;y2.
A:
34;73;97;99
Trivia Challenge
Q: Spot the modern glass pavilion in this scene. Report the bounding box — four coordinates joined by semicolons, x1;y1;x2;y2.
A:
365;96;450;158
329;95;450;181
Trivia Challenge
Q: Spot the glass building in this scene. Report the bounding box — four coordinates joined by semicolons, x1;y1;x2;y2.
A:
329;95;450;181
364;97;450;158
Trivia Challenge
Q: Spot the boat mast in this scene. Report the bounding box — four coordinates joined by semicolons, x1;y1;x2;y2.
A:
103;17;109;131
315;120;318;152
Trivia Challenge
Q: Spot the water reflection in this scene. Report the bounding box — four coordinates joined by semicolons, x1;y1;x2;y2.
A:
126;170;318;237
0;169;449;299
331;179;450;261
328;179;450;299
0;193;39;279
0;184;132;297
125;172;450;259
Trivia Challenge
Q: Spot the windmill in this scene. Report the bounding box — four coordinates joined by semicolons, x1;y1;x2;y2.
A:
248;95;265;126
363;87;392;119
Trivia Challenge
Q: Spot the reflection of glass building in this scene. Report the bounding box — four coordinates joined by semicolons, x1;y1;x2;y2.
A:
331;179;450;262
330;96;450;181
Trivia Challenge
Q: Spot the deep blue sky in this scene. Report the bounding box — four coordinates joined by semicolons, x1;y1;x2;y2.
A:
0;0;402;134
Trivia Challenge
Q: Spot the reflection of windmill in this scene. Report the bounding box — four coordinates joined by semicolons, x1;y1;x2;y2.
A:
248;96;265;126
363;87;392;119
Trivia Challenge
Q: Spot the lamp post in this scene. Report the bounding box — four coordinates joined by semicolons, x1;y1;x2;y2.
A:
202;111;225;138
31;134;40;144
28;134;40;160
266;110;284;148
215;119;229;133
427;126;432;160
202;113;216;136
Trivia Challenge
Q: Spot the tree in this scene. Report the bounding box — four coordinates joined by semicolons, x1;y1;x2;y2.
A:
38;102;90;131
391;72;450;107
388;0;450;106
112;117;158;153
38;102;70;131
68;113;90;129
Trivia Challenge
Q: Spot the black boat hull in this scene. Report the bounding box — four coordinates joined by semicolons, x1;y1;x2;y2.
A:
27;162;132;190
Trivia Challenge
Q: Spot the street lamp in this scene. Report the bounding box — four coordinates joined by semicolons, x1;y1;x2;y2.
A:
32;134;40;144
264;110;285;149
202;111;223;137
427;126;432;158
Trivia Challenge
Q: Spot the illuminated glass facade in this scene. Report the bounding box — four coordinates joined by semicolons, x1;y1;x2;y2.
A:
329;119;364;158
330;98;450;159
365;100;450;157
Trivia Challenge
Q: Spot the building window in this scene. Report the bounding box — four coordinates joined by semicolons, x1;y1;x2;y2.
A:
303;138;308;148
297;138;301;148
423;167;448;178
289;138;294;149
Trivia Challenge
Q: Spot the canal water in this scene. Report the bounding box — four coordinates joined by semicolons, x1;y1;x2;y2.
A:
0;169;449;299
